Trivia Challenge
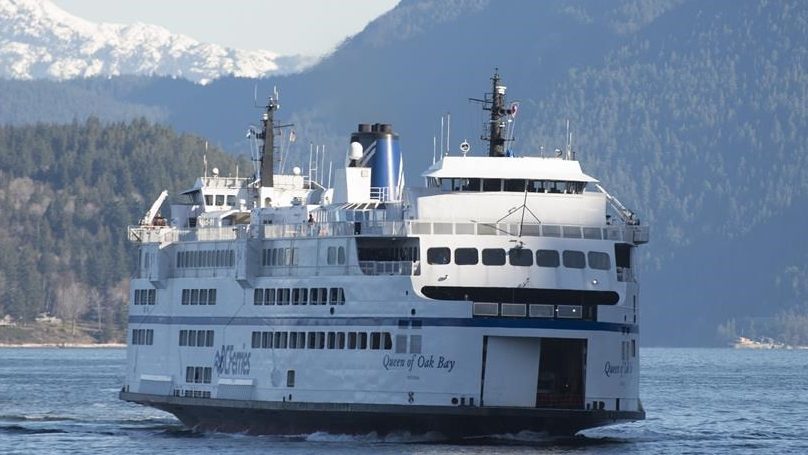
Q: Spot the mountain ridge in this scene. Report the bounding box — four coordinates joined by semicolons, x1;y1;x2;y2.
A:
0;0;310;83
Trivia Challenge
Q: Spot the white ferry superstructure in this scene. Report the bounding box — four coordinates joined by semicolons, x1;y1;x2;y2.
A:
120;73;649;436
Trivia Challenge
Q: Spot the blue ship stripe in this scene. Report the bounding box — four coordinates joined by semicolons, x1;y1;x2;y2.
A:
128;315;638;334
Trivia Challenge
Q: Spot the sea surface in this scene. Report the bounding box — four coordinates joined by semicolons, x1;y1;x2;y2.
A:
0;347;806;454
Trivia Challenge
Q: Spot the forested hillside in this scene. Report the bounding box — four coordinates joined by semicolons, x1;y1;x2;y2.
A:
0;119;242;341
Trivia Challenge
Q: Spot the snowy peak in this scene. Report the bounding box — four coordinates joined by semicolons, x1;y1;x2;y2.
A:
0;0;303;83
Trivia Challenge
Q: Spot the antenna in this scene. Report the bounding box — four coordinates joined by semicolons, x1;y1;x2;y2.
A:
440;116;445;156
565;119;575;160
446;112;451;155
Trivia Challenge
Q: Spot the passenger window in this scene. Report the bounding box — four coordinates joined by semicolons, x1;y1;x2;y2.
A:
427;247;450;265
338;246;346;264
226;195;236;206
215;195;224;206
588;251;611;270
454;248;478;265
483;179;502;191
508;248;533;266
536;250;560;267
482;248;506;265
463;178;481;191
563;250;586;269
504;179;526;192
327;246;336;265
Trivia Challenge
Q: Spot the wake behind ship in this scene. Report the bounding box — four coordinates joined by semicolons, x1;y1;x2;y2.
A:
120;73;649;437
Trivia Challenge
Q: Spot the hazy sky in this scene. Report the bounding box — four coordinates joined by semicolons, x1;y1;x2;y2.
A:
50;0;400;56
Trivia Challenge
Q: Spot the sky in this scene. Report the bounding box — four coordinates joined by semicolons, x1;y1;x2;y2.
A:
50;0;400;56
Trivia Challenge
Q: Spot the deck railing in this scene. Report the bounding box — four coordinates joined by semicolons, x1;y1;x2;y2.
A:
129;221;648;245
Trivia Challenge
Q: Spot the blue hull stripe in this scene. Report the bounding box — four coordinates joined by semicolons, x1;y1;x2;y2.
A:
128;315;638;334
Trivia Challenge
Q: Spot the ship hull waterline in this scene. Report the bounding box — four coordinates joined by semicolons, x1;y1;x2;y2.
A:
120;391;644;437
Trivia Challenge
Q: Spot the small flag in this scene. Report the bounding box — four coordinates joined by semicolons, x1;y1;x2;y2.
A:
289;130;297;143
509;102;519;118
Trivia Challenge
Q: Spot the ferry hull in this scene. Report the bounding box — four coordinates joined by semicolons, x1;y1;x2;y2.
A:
120;391;644;437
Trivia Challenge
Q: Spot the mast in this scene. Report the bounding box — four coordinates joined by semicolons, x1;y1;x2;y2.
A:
257;93;280;187
470;70;515;157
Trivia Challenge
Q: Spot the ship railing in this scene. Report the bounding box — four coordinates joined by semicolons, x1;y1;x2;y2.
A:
358;260;419;276
129;220;649;244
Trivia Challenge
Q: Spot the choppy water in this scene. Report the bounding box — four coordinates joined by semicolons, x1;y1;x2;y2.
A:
0;347;806;454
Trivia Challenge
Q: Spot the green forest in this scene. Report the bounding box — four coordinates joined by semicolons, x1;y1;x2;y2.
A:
0;119;244;342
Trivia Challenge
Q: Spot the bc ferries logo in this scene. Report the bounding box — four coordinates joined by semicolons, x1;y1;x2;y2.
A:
214;344;251;376
383;354;455;373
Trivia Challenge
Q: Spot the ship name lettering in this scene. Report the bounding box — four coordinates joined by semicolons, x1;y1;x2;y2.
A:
603;361;632;378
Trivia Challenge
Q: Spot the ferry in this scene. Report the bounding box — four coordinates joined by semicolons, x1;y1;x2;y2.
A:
120;73;649;436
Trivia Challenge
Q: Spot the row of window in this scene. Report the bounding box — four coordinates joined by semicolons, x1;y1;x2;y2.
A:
176;249;235;269
426;247;611;270
204;194;236;207
131;329;153;345
253;287;345;306
181;289;218;306
262;247;300;267
433;178;587;194
185;366;212;384
133;289;156;305
251;330;399;351
179;329;214;347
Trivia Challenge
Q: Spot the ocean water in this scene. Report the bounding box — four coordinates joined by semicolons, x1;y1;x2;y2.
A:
0;347;806;454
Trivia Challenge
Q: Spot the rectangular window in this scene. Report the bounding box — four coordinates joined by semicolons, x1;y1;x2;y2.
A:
348;332;357;349
254;288;264;305
482;179;502;191
262;331;272;349
482;248;506;265
296;332;305;349
215;195;224;206
278;288;290;305
536;250;560;267
251;331;261;348
190;289;200;305
395;335;407;353
327;332;336;349
188;330;197;347
588;251;611;270
337;332;346;349
226;195;235;206
264;288;275;305
426;247;450;265
327;246;336;265
180;330;188;346
329;288;345;305
287;370;295;388
199;289;208;306
204;195;213;206
454;248;478;265
563;250;586;269
358;332;368;350
337;246;346;264
307;332;316;349
208;289;216;305
409;334;422;354
317;332;325;349
383;332;392;350
508;248;534;266
370;332;381;350
186;366;194;383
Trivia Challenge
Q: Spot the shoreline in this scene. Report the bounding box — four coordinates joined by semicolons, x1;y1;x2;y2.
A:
0;343;125;348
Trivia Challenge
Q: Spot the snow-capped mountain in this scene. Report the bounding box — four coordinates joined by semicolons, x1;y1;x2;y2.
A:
0;0;307;83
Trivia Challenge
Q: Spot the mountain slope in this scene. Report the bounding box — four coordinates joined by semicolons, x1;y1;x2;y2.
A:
0;0;307;83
